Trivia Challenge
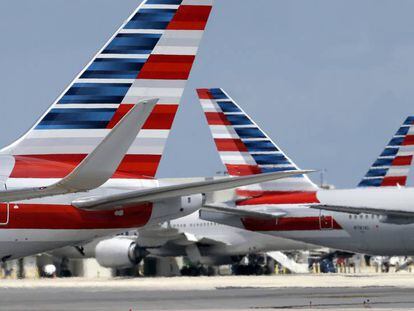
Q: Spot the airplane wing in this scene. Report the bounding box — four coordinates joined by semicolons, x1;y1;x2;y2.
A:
202;203;286;219
0;99;158;202
72;170;315;211
311;204;414;217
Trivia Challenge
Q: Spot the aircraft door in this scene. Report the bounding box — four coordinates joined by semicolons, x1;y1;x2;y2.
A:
0;183;9;225
319;210;333;230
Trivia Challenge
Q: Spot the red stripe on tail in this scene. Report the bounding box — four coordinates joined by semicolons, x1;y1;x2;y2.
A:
197;88;213;99
142;104;178;130
226;164;262;176
403;135;414;146
214;138;247;152
205;112;231;125
11;154;162;179
392;155;413;166
115;154;162;179
137;55;196;80
107;104;134;129
11;155;86;179
381;176;407;186
167;5;212;30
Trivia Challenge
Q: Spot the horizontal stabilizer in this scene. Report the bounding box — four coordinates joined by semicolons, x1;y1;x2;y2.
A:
202;204;286;219
0;99;158;202
73;170;315;211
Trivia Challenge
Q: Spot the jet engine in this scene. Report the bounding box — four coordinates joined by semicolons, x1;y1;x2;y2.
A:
95;238;148;269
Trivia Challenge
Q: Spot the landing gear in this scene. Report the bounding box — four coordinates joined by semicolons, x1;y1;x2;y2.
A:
59;257;72;278
232;254;273;275
232;263;266;275
180;265;216;276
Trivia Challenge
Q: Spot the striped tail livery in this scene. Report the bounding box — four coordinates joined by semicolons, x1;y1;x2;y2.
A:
197;88;318;195
358;116;414;187
2;0;214;181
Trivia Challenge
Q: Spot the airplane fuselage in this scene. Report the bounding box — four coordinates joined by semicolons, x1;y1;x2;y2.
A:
204;188;414;256
0;178;203;261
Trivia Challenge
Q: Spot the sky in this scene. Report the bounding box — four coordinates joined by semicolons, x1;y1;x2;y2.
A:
0;0;414;188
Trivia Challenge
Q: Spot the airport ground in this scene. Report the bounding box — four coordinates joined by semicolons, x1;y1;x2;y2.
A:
1;274;414;310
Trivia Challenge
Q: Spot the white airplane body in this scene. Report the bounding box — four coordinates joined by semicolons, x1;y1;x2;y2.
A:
204;188;414;256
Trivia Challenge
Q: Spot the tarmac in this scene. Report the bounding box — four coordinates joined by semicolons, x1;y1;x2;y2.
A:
0;274;414;310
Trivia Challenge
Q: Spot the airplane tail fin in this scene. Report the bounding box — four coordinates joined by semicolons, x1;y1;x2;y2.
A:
197;88;318;196
2;0;214;181
358;116;414;187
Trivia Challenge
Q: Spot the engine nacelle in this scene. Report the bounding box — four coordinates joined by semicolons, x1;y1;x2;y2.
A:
95;238;147;269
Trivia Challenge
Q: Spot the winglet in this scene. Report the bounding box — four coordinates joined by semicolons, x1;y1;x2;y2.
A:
56;98;158;192
0;98;158;202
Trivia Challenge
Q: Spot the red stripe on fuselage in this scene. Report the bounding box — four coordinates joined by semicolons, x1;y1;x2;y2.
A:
10;154;161;179
242;216;342;231
0;203;152;229
167;5;212;30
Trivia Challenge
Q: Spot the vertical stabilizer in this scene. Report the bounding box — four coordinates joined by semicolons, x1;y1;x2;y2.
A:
2;0;214;181
197;88;318;195
358;116;414;187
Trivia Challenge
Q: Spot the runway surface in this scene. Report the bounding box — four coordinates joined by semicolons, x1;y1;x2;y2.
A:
0;275;414;310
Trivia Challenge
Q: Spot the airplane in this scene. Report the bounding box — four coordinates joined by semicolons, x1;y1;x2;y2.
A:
51;181;317;275
0;2;309;262
198;87;414;256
